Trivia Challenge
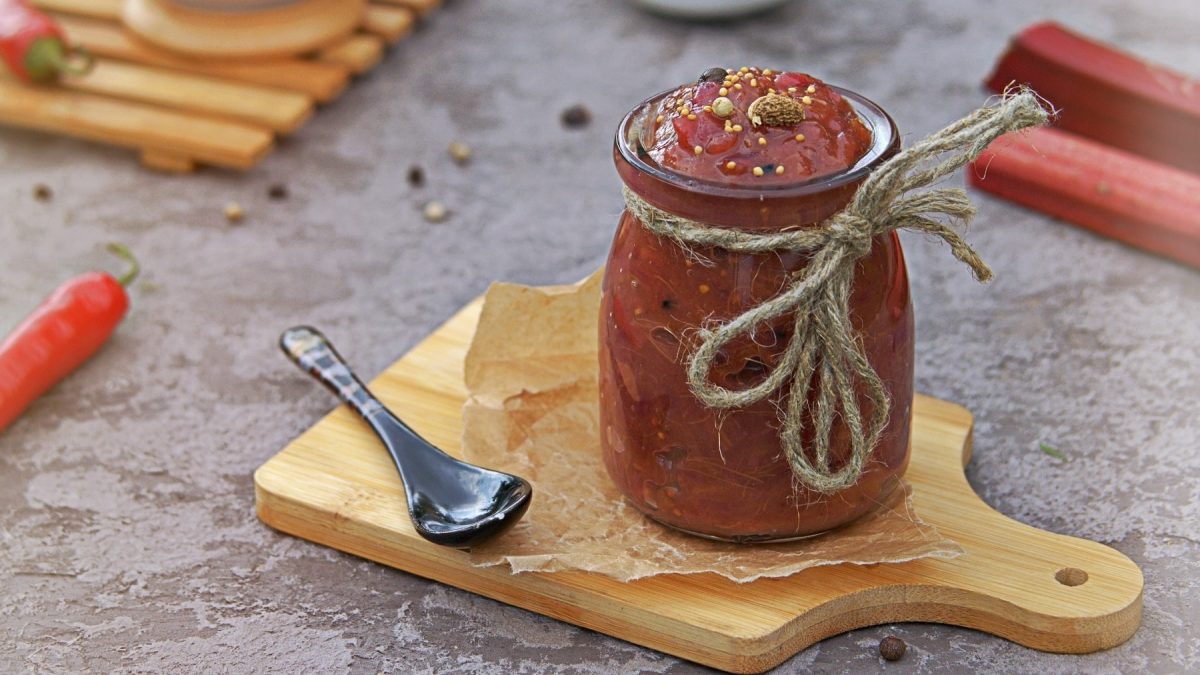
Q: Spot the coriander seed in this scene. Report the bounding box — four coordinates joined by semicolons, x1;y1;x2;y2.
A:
224;201;244;223
448;141;471;164
711;96;735;118
422;200;448;223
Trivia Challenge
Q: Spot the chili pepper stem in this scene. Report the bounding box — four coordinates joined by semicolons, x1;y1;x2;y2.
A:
106;243;140;287
24;37;93;81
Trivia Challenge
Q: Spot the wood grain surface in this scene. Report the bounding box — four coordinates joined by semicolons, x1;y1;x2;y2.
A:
120;0;367;60
255;299;1144;673
0;0;436;171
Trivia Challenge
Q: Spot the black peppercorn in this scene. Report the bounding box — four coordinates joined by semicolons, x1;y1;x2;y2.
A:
267;183;289;200
33;184;52;201
407;165;425;188
561;104;592;129
879;636;906;661
699;67;728;83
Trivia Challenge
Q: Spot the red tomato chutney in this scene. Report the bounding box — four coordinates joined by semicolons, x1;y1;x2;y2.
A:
599;67;912;541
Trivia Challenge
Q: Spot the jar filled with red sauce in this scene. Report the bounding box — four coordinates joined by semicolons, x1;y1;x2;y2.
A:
599;67;911;542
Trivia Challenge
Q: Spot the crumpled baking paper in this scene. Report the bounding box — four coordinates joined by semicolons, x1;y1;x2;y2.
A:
461;271;960;583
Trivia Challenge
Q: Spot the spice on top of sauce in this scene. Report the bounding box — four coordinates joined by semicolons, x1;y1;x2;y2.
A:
642;66;873;184
748;92;805;127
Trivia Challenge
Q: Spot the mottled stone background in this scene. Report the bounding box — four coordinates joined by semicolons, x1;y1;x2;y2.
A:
1;0;1197;672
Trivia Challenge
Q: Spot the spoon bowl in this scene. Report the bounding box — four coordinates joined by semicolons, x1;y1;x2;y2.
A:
281;326;532;549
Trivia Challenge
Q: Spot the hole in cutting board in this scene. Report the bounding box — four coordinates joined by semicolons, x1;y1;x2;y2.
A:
1055;567;1089;586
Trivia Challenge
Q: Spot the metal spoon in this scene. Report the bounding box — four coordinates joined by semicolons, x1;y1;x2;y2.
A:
280;326;532;549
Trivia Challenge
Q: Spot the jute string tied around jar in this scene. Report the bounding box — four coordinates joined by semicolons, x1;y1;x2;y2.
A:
622;89;1050;494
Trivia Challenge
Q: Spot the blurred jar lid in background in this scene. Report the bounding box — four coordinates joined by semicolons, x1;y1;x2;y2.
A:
629;0;794;20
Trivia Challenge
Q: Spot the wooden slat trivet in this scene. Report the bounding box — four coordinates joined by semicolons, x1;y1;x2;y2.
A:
0;0;440;171
319;35;385;75
376;0;440;17
62;59;314;133
362;4;416;43
29;0;121;20
52;15;352;101
0;79;272;169
36;0;417;46
255;298;1143;674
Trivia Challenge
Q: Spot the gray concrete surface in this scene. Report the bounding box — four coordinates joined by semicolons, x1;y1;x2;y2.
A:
1;0;1198;672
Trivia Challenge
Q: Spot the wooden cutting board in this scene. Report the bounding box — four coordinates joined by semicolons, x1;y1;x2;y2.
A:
254;299;1143;673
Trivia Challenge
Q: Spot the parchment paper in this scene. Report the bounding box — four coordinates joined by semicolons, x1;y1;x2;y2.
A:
461;271;960;583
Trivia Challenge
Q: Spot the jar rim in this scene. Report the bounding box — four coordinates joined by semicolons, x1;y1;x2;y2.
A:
615;85;899;200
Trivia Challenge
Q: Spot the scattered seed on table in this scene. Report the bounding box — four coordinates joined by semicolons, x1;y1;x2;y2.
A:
33;184;52;201
407;165;425;187
448;141;471;164
560;104;592;129
224;201;244;223
422;200;448;223
879;636;906;661
267;183;289;200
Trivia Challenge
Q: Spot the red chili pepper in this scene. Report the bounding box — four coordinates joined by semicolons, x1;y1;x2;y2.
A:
0;244;139;434
0;0;93;83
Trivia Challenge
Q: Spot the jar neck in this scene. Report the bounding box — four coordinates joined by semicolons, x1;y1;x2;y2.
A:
614;86;899;232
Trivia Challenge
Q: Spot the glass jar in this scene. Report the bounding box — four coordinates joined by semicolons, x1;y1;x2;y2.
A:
598;86;912;542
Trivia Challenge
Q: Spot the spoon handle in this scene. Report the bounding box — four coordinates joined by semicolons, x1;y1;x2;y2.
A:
279;326;388;422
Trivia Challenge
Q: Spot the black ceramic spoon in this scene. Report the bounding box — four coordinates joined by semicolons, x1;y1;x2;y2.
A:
280;326;532;549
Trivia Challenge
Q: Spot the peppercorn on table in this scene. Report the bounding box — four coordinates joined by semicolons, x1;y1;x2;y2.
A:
0;2;1197;673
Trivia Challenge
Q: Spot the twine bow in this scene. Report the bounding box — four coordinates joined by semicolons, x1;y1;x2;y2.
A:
622;90;1049;493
